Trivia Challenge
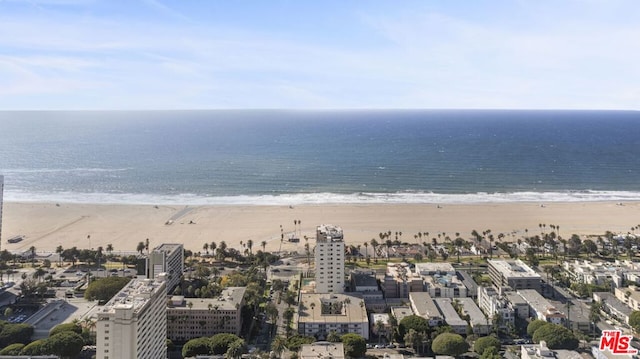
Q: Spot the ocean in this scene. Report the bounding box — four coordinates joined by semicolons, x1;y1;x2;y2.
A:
0;109;639;205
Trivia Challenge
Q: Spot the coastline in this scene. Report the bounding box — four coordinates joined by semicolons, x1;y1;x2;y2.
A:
3;201;640;254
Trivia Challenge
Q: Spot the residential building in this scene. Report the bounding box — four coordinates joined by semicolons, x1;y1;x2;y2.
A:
488;259;541;291
370;313;391;339
615;286;640;311
504;291;529;319
96;278;167;359
458;297;490;335
408;292;443;326
562;260;621;287
593;292;632;325
522;341;582;359
0;175;3;247
518;289;565;325
433;298;466;334
146;243;184;293
457;271;478;298
166;287;246;342
477;286;515;328
315;225;345;294
298;293;369;340
382;262;422;298
350;271;378;292
300;342;344;359
390;306;414;324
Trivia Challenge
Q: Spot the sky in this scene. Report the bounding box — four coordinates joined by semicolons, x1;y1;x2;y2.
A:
0;0;638;110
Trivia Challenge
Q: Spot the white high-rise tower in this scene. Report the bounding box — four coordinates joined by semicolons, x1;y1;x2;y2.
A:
0;175;3;249
314;224;345;293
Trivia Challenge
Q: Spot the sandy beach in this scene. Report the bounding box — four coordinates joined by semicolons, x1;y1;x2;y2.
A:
3;201;640;255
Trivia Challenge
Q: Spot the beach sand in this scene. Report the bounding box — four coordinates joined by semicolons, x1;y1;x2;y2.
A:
3;201;640;255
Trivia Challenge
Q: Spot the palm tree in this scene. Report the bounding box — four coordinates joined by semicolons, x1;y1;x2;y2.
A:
261;241;267;252
144;238;150;254
272;335;287;357
29;246;36;267
136;242;145;255
210;241;217;258
56;245;64;266
203;243;209;256
247;239;253;255
363;242;369;258
106;243;113;258
370;238;379;263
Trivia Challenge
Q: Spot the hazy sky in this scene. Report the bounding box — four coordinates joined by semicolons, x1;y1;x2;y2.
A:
1;0;638;110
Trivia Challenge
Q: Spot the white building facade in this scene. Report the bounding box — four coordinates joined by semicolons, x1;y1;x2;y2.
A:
147;243;184;293
315;225;345;293
96;278;167;359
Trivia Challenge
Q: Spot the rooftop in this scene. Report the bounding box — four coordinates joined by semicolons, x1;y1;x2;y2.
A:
414;263;456;275
390;306;414;322
98;278;166;316
300;342;345;359
153;243;183;254
458;297;487;325
298;293;367;324
433;298;466;327
409;292;441;319
518;289;564;318
489;259;541;279
168;287;246;311
317;224;344;242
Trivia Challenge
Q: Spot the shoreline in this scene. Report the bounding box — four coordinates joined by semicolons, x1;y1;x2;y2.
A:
3;200;640;254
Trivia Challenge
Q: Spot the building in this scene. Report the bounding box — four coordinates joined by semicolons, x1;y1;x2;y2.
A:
593;292;632;325
390;306;414;323
415;263;467;298
563;260;621;287
477;286;515;328
408;292;443;326
504;291;529;319
96;278;167;359
0;175;3;247
458;297;490;335
522;341;582;359
300;342;345;359
518;289;565;325
488;259;541;291
298;293;369;340
382;262;422;298
146;243;184;293
166;287;246;342
457;271;478;298
370;313;392;340
615;286;640;311
315;225;345;293
350;271;378;292
433;298;467;334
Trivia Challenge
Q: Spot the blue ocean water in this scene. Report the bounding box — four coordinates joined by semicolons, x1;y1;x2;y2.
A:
0;109;639;205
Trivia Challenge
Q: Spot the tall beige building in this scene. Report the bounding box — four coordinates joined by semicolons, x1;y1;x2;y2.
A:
315;224;345;293
146;243;183;293
96;278;167;359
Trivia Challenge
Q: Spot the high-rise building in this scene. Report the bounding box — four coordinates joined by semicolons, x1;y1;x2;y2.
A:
96;278;167;359
0;175;4;248
315;224;345;293
146;243;183;293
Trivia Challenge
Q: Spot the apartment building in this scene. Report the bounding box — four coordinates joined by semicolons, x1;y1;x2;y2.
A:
146;243;184;293
166;287;246;342
96;278;167;359
488;259;541;291
315;225;345;293
298;293;369;339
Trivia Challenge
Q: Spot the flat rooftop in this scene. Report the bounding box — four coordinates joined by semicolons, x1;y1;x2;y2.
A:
169;287;246;311
434;298;466;327
98;278;165;316
300;342;345;359
298;293;367;324
409;292;441;318
415;263;456;275
317;224;344;242
458;297;487;326
153;243;183;254
489;259;540;279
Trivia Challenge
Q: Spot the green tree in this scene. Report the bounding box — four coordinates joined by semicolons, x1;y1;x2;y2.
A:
0;323;34;347
182;337;213;358
532;323;579;349
286;335;315;352
474;336;501;355
47;331;85;358
629;310;640;332
431;333;469;357
84;276;131;302
225;339;246;359
327;331;342;343
0;343;25;355
210;333;242;355
341;333;366;358
20;339;49;355
480;346;502;359
49;322;82;337
272;335;288;357
398;315;430;339
527;319;549;337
